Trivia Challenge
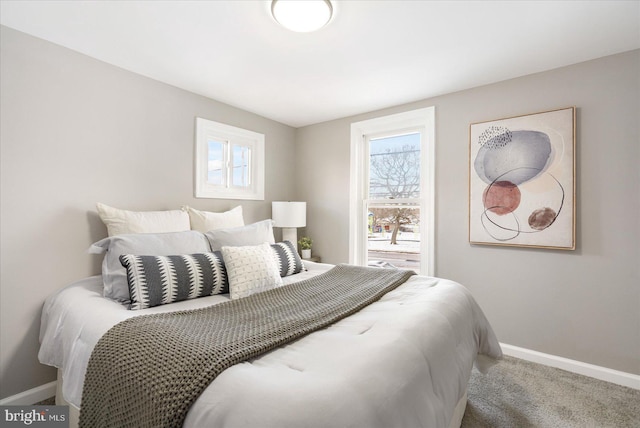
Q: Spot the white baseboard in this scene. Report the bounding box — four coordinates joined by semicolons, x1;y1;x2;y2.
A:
0;381;56;406
500;343;640;390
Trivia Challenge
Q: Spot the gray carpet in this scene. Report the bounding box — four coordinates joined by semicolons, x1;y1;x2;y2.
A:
462;355;640;428
34;397;55;405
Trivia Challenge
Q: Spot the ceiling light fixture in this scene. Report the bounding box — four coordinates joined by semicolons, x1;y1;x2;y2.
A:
271;0;333;33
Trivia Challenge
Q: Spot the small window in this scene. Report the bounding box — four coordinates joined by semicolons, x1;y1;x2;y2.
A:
195;118;264;200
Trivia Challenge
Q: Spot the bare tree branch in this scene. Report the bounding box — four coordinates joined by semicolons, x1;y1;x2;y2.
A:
369;145;420;244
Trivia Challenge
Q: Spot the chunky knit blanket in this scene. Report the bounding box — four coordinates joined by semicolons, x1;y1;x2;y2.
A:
79;264;415;428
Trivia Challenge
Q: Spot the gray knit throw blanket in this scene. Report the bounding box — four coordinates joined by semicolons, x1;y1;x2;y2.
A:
79;264;415;428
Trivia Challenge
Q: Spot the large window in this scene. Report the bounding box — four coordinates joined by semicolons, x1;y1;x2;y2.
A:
195;118;264;200
350;108;435;275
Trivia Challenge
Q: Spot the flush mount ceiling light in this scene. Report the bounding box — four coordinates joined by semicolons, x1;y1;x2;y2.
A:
271;0;333;32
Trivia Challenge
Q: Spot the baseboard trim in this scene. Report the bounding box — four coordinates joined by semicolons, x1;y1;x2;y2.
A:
0;381;56;406
500;343;640;390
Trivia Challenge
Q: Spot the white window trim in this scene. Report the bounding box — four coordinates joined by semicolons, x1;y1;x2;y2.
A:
349;107;435;275
195;117;265;200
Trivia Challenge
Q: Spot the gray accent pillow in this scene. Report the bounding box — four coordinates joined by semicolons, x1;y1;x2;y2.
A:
89;231;212;302
205;219;275;251
120;252;228;310
271;241;305;277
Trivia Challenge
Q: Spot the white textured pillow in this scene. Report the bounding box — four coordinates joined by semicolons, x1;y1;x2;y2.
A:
183;205;244;233
205;220;275;251
222;243;283;300
96;203;190;236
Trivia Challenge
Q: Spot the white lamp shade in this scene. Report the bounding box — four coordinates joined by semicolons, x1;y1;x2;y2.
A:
272;201;306;228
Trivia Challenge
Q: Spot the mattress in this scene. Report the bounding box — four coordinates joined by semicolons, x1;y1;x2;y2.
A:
39;261;502;427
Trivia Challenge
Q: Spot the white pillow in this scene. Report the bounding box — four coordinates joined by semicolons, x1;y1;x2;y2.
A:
222;243;283;300
183;205;244;232
96;203;190;236
205;220;275;251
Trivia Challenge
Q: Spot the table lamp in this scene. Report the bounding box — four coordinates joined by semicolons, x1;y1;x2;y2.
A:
272;201;306;251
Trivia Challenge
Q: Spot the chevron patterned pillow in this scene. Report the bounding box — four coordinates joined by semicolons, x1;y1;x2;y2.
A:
271;241;305;277
119;252;228;310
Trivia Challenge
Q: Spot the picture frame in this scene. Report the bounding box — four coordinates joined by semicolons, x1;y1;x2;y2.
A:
469;107;575;250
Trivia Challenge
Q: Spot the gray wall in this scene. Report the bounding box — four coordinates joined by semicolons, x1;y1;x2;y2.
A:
0;26;297;399
296;50;640;375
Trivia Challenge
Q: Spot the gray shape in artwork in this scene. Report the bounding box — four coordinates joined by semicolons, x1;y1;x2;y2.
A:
474;130;552;185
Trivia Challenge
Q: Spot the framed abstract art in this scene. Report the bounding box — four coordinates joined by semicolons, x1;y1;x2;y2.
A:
469;107;576;250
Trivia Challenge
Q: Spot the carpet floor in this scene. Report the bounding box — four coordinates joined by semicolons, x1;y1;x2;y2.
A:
461;355;640;427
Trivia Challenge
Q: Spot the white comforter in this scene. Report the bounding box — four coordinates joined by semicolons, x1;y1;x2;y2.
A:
39;262;502;428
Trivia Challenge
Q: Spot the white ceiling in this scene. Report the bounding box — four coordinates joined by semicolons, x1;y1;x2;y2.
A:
1;1;639;128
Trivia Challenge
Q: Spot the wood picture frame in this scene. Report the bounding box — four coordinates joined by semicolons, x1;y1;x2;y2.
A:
469;107;576;250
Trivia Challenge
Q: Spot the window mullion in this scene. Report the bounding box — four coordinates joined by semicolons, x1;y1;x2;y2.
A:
224;141;231;189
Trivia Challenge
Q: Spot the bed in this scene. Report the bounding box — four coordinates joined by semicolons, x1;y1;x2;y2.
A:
38;206;502;428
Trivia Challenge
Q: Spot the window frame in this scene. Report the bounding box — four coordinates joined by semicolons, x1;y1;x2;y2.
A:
195;117;265;200
349;107;435;275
